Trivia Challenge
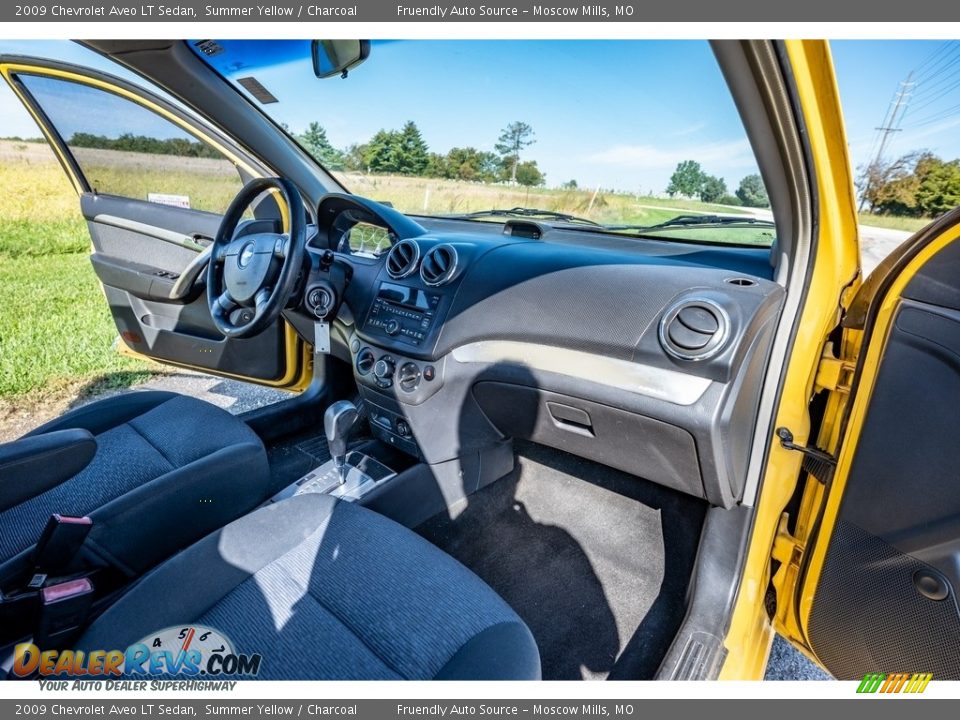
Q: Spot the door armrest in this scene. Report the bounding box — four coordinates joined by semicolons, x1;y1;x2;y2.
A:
0;429;97;512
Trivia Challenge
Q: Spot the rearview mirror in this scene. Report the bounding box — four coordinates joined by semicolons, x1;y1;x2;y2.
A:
312;40;370;79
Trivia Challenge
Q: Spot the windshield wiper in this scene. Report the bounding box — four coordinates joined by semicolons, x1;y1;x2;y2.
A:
608;213;776;232
445;207;604;227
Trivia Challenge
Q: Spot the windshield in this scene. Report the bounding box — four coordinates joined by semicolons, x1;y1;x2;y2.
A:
191;39;774;247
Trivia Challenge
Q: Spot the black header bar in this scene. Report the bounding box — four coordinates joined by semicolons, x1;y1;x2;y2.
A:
4;0;959;22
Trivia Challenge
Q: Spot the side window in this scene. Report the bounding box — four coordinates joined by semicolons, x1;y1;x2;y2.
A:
17;74;245;214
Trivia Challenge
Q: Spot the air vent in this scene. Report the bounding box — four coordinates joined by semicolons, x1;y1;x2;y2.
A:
385;239;420;279
356;348;376;375
659;299;729;361
420;244;459;286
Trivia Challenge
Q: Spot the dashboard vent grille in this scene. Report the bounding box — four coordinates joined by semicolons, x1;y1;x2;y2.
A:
420;244;459;286
659;299;728;361
385;239;420;279
356;348;376;375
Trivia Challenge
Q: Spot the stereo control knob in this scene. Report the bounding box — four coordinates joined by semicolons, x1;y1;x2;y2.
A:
384;318;401;335
373;358;395;380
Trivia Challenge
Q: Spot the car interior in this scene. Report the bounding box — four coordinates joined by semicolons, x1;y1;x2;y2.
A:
0;40;821;680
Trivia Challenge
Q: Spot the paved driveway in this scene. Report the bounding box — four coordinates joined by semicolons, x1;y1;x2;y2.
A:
860;224;911;274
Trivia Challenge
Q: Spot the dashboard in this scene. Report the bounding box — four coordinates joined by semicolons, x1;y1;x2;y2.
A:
287;193;786;509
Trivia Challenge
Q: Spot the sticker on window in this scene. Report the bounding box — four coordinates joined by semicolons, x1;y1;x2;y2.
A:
148;193;191;209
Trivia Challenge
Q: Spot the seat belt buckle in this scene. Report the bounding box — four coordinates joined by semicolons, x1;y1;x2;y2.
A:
35;578;94;649
33;515;92;575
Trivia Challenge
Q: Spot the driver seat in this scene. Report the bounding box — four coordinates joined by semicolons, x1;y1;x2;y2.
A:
0;391;271;585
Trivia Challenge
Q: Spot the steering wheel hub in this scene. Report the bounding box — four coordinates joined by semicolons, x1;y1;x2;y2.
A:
222;233;283;304
206;177;306;338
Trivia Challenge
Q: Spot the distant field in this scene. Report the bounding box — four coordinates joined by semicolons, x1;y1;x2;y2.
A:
335;171;774;231
857;212;929;233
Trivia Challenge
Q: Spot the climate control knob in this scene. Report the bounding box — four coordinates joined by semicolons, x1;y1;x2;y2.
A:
373;358;395;381
397;362;421;393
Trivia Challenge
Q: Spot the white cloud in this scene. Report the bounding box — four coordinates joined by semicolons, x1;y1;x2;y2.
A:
906;115;960;140
584;138;756;171
847;117;960;169
668;122;708;138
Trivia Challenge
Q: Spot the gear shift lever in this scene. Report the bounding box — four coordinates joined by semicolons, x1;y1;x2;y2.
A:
325;400;359;484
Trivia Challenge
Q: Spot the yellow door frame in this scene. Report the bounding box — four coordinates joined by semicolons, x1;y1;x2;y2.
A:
719;39;861;679
0;61;313;392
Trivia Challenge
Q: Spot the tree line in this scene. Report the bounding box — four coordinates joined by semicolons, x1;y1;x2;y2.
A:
57;127;777;207
66;132;222;159
858;151;960;217
297;120;546;187
59;121;547;187
665;160;769;208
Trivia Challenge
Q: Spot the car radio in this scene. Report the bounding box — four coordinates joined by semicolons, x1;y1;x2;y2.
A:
364;281;441;346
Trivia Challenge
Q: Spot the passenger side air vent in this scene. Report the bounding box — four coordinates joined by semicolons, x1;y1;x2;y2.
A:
659;299;729;361
420;244;459;286
385;239;420;279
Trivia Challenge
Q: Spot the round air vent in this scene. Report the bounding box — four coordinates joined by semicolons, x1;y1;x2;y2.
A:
420;244;459;286
659;298;729;361
385;239;420;279
356;348;376;375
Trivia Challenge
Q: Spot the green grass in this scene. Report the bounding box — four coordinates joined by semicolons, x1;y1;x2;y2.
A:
858;212;929;233
0;219;154;398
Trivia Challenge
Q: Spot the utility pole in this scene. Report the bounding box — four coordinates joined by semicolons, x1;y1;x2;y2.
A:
860;72;915;211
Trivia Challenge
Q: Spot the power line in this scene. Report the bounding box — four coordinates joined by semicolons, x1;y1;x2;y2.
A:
912;40;956;77
907;101;960;128
857;45;960;210
863;79;903;167
909;59;960;106
901;44;960;131
908;74;960;117
912;42;960;87
859;72;915;211
875;72;914;161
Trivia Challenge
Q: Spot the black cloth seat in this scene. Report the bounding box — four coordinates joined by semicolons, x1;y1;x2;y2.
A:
76;493;541;680
0;391;271;583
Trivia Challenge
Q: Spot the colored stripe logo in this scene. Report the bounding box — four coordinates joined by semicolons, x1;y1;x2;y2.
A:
857;672;933;693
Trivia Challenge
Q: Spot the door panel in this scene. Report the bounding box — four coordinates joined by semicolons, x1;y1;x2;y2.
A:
802;219;960;680
1;57;311;389
83;194;293;381
808;299;960;679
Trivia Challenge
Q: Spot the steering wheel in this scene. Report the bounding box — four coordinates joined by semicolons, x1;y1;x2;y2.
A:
207;177;306;338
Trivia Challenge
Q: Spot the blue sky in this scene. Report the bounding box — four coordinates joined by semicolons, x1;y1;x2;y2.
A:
1;40;959;195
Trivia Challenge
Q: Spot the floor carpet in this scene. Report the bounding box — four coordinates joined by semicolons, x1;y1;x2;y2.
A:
417;441;706;680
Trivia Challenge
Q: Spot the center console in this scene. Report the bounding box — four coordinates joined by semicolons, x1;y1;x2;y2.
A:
271;400;415;507
363;281;443;348
273;450;398;503
349;274;459;460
